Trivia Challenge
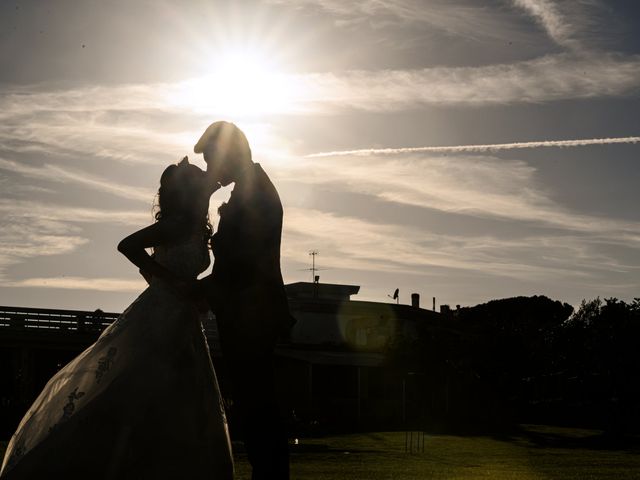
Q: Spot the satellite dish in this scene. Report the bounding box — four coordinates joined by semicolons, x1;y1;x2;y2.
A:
388;288;400;303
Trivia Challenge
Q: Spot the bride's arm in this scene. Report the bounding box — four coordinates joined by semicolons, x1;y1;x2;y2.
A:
117;218;187;283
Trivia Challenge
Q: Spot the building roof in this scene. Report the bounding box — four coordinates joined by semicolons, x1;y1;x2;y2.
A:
285;282;360;300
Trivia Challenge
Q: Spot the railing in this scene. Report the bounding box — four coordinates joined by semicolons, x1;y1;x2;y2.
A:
0;305;219;339
0;306;118;333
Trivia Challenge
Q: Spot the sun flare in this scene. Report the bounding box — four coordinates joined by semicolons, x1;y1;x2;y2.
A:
170;49;304;117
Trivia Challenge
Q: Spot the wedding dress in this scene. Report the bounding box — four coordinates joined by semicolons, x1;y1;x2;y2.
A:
0;233;233;479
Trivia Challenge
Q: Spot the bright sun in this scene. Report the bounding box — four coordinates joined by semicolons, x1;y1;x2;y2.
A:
170;49;303;117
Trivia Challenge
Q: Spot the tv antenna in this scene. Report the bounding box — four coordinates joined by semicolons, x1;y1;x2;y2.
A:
308;250;319;282
298;250;332;282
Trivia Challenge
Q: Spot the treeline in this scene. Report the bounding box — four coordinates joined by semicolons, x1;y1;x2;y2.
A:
391;296;640;434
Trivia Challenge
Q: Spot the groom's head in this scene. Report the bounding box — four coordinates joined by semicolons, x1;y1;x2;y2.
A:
194;121;252;186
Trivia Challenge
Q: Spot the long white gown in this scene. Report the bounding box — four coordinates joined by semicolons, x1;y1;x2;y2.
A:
0;233;233;479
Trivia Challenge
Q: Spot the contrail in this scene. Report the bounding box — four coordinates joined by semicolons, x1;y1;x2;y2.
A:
306;136;640;158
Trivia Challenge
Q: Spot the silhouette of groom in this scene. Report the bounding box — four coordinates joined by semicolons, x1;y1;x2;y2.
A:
194;121;293;479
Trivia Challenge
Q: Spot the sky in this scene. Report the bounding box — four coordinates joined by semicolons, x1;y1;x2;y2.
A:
0;0;639;312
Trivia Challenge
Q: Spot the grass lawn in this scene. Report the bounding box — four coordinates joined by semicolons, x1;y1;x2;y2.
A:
2;425;639;479
235;425;640;479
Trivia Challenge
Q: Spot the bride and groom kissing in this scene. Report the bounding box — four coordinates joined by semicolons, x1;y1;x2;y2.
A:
1;121;294;479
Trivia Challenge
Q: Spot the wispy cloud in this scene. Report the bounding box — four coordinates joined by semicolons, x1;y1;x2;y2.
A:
0;111;187;166
0;197;147;271
0;229;87;265
0;216;88;283
0;199;149;227
0;157;154;202
307;136;640;157
512;0;605;51
0;53;638;137
513;0;579;49
274;0;610;53
282;206;638;282
280;154;640;240
300;53;640;110
269;0;536;43
4;276;144;292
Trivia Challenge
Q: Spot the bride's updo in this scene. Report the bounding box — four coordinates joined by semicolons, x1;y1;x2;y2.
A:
154;157;213;240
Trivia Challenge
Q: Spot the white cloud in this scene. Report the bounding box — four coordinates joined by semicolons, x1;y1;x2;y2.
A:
282;206;637;282
0;199;149;284
0;230;87;262
513;0;579;49
0;157;154;202
512;0;604;51
4;276;144;292
0;53;638;136
280;154;640;240
299;53;640;110
273;0;604;52
0;213;88;282
0;110;187;166
269;0;534;42
0;199;149;227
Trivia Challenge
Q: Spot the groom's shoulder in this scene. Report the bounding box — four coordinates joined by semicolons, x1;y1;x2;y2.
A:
254;164;279;197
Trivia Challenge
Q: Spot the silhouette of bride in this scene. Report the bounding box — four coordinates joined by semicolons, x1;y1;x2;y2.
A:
0;158;233;479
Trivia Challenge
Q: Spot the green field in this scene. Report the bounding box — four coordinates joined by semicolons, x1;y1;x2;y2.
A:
235;426;640;480
3;425;639;479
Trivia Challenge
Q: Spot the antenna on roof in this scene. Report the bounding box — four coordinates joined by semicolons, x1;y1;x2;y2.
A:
308;250;319;283
298;250;331;281
388;288;400;304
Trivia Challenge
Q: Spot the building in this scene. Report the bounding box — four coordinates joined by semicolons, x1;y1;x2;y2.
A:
0;282;440;436
275;282;440;430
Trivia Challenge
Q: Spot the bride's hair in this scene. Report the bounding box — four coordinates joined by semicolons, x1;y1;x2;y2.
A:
153;158;213;245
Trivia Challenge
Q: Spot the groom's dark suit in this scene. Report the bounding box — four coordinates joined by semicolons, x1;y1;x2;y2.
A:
203;162;293;479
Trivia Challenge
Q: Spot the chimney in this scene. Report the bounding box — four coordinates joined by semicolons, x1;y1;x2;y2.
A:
432;297;436;311
411;293;420;308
